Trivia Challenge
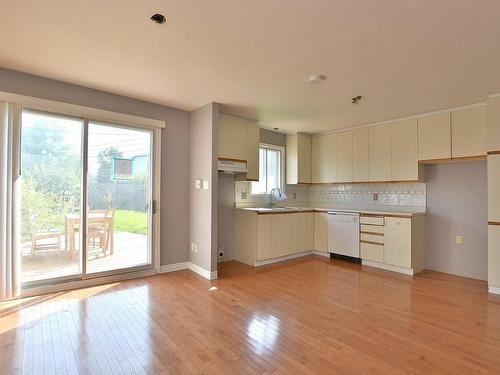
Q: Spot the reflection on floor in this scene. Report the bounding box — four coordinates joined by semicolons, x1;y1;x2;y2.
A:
2;256;500;373
21;232;148;282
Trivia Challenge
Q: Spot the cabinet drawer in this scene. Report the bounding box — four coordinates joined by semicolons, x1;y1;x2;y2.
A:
360;215;385;226
360;241;384;262
360;232;384;243
360;224;384;234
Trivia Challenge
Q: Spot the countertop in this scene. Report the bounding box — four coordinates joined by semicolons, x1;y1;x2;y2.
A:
238;205;426;217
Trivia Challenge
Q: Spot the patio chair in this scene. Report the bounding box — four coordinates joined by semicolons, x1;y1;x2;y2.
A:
87;209;115;257
29;212;62;257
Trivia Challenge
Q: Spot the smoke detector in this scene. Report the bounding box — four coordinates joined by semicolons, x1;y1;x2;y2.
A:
309;74;326;84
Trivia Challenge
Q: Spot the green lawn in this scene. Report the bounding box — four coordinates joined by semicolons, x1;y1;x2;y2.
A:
114;210;148;235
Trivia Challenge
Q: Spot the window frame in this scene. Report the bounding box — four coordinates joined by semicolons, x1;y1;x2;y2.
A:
251;143;285;196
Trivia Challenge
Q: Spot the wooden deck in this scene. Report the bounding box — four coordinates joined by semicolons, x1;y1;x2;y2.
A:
1;255;500;374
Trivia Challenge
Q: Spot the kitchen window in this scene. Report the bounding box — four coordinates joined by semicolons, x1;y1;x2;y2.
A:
251;144;284;194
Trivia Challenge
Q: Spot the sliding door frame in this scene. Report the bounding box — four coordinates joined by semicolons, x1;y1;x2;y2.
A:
3;92;163;298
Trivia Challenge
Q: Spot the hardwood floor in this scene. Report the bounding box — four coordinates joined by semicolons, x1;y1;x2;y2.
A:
1;256;500;374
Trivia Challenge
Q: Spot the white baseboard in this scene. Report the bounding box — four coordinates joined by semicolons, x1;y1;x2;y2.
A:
362;259;414;275
188;262;218;280
159;262;189;273
489;285;500;295
159;261;217;280
312;250;330;258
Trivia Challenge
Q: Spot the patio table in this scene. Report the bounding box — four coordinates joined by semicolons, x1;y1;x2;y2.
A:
65;212;114;258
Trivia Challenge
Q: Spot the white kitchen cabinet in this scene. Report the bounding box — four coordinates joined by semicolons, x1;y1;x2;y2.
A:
218;113;259;181
417;113;451;161
256;214;272;261
451;106;487;159
271;214;294;258
384;217;412;268
218;113;248;161
353;128;369;182
391;119;419;181
338;131;353;183
487;96;500;152
246;120;260;181
488;225;500;288
312;133;338;183
314;212;328;252
488;155;500;222
287;133;312;184
369;124;392;181
360;242;384;263
291;213;314;254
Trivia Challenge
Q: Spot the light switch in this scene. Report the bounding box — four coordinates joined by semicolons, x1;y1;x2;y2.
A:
195;179;202;189
203;180;209;190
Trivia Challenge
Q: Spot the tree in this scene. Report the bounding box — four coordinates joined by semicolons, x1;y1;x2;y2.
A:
96;147;123;183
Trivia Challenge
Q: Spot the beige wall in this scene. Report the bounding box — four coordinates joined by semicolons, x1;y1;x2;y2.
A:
0;68;190;266
425;161;488;280
189;103;219;272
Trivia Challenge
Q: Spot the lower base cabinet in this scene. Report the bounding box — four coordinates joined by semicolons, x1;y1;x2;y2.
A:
488;225;500;288
236;210;316;265
314;212;328;252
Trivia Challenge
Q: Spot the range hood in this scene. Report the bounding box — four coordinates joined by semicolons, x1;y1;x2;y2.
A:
218;159;247;174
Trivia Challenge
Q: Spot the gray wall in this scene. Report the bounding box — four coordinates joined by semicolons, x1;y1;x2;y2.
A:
425;161;488;280
0;68;190;266
189;103;219;272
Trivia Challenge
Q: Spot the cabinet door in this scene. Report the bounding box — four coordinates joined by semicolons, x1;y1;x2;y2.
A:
417;113;451;161
298;133;312;183
488;225;500;288
291;213;314;254
286;134;299;184
487;96;500;152
338;132;353;183
452;106;487;158
391;119;418;181
314;212;328;252
257;215;272;260
488;155;500;222
218;113;248;160
246;121;260;181
353;128;369;182
271;214;293;258
384;217;412;268
312;135;325;183
322;133;338;183
369;124;391;181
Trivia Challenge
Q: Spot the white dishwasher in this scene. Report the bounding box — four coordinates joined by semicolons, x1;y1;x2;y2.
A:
327;211;360;259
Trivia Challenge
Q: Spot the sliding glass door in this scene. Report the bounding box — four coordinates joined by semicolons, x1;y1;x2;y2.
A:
86;122;152;274
19;110;154;288
20;111;83;284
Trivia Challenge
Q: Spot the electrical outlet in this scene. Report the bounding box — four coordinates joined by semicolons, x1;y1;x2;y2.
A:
191;242;198;252
293;192;297;199
203;180;209;190
241;191;248;199
456;235;463;245
195;179;202;189
373;193;378;201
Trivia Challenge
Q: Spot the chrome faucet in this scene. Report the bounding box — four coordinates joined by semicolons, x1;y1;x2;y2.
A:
270;187;287;207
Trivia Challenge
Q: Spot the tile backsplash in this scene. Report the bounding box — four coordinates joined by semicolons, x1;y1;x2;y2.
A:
235;181;426;208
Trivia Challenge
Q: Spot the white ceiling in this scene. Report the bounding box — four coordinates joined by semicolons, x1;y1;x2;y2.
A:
2;1;500;133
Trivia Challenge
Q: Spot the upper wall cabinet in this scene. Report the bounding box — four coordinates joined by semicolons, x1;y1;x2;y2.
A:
352;128;369;182
287;133;312;184
391;119;419;181
337;132;353;183
451;106;487;159
417;113;451;162
312;133;338;183
218;113;260;180
369;124;391;182
487;96;500;152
